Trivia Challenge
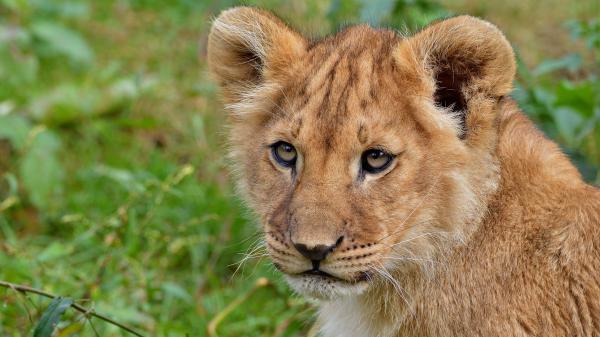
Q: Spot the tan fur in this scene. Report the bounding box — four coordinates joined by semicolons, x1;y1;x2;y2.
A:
207;7;600;337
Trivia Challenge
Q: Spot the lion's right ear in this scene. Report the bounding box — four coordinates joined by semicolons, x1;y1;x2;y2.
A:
207;7;306;103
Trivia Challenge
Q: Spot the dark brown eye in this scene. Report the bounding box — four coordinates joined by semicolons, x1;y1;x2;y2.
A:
271;141;297;168
361;149;394;174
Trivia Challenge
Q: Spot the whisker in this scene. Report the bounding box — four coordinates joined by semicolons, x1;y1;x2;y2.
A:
376;175;441;244
370;264;414;318
382;256;439;264
230;230;266;247
230;239;268;279
380;219;432;240
385;231;451;248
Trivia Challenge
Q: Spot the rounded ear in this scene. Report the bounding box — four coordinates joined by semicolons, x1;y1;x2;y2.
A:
207;7;306;104
394;16;515;139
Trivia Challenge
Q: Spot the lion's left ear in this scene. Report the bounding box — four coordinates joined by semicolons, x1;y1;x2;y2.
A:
394;16;515;139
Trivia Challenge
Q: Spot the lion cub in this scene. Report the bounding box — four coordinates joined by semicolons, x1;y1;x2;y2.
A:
208;7;600;337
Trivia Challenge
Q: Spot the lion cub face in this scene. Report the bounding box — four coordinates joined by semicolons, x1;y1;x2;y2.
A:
208;8;515;299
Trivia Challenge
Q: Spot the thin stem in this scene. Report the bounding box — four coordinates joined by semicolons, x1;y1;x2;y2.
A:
0;280;146;337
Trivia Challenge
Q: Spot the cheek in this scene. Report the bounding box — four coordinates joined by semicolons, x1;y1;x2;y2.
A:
345;192;389;243
245;152;292;218
366;159;431;237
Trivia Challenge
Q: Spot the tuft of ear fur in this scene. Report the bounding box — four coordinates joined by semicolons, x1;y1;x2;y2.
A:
207;7;306;104
394;16;516;139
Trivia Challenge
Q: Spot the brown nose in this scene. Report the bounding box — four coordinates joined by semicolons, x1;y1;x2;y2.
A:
293;236;344;262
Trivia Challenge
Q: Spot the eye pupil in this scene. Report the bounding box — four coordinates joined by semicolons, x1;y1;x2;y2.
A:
370;151;383;159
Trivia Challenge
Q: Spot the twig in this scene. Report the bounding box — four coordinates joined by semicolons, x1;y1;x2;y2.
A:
6;281;34;324
207;277;270;337
0;280;146;337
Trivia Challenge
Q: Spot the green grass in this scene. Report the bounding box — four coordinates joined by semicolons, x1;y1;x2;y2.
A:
0;0;598;336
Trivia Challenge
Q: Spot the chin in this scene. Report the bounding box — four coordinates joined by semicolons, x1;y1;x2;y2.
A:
285;274;370;300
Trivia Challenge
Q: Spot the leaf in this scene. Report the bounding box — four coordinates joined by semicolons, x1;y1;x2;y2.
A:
0;0;31;13
161;282;192;303
327;0;361;27
29;84;101;125
28;77;150;125
553;107;584;146
19;128;64;211
92;165;146;193
532;53;582;76
31;0;90;19
30;21;94;65
0;46;39;91
3;172;19;196
33;297;74;337
358;0;396;25
37;241;74;262
554;80;596;117
0;114;32;150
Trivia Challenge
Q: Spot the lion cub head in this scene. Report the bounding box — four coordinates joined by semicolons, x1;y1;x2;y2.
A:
208;7;515;300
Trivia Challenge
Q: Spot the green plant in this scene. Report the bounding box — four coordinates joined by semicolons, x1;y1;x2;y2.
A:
514;19;600;184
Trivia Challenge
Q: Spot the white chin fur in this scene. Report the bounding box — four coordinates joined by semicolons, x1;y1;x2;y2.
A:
285;274;369;300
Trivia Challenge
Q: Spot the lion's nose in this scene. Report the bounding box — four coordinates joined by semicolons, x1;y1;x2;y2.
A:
293;236;344;262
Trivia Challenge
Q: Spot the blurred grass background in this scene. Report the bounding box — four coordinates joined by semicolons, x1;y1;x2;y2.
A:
0;0;598;336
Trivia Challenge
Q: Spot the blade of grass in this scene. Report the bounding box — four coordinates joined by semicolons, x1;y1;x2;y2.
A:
207;277;270;337
33;297;74;337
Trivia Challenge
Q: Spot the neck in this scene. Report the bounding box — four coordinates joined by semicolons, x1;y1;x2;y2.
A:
495;99;583;189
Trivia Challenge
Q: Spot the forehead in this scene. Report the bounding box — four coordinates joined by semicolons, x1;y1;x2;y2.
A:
274;26;415;150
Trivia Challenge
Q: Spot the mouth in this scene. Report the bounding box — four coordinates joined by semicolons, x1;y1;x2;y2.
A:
302;269;336;278
300;269;371;283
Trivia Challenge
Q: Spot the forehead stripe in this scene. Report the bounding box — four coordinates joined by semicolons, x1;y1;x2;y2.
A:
358;123;368;144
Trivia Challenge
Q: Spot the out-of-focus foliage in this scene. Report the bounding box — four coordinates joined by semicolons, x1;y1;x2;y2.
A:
0;0;598;336
515;19;600;182
327;0;447;30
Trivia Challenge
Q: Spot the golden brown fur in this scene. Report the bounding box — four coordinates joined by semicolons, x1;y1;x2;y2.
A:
207;7;600;337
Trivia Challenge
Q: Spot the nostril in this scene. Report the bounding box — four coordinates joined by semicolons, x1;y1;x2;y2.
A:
335;236;344;247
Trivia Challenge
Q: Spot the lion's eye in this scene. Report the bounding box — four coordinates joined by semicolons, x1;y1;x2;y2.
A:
361;149;394;174
271;141;297;168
